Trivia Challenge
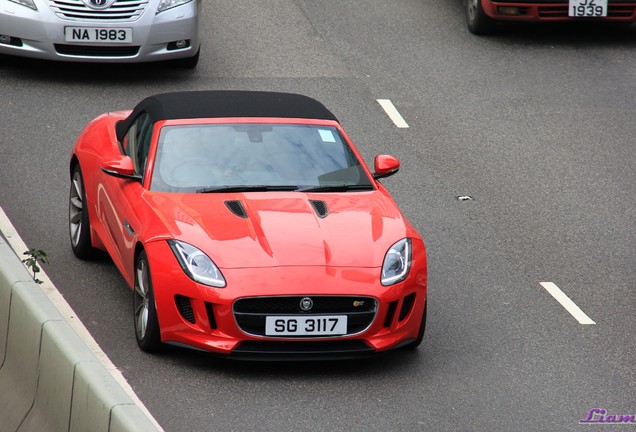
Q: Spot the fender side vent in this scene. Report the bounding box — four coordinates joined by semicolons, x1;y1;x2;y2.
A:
205;302;218;330
175;295;196;324
225;200;248;218
398;293;416;322
310;200;328;218
384;301;398;328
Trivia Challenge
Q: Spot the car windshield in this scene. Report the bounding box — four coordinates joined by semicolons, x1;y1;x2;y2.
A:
150;123;374;193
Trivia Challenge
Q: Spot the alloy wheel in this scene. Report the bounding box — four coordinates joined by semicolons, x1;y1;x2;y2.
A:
467;0;478;21
69;170;84;248
134;258;150;340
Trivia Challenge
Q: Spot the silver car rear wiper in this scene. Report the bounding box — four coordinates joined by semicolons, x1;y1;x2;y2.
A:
197;185;300;193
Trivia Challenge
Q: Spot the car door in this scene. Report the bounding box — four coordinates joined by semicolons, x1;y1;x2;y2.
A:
100;113;153;283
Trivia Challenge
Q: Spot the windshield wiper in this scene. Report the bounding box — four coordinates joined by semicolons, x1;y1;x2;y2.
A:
197;185;300;193
297;184;375;193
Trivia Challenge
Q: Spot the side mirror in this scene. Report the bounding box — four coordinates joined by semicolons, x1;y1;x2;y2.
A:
373;155;400;180
101;156;142;181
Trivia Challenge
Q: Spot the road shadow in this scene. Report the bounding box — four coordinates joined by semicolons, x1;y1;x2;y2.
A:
150;342;430;381
486;21;636;47
0;54;197;85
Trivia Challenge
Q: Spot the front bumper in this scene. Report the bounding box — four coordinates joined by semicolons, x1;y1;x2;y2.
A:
482;0;636;20
0;0;200;63
145;240;428;359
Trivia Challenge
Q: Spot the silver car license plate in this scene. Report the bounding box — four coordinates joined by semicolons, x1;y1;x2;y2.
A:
65;27;133;44
265;316;347;336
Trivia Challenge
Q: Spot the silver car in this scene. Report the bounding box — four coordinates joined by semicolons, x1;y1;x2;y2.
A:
0;0;201;67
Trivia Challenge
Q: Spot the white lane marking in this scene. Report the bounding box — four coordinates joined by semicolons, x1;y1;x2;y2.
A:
540;282;596;325
0;206;164;431
377;99;409;128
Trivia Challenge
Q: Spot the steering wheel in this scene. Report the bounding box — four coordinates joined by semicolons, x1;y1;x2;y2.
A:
167;158;245;185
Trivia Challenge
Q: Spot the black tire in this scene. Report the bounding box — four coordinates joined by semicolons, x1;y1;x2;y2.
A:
404;302;427;350
465;0;496;35
133;251;163;352
174;48;200;69
69;164;95;259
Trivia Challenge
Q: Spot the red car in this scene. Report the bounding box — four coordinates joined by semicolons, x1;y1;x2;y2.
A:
69;91;427;359
465;0;636;34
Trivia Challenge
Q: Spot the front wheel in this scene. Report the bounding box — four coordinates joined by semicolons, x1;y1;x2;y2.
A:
465;0;496;35
133;251;162;352
69;164;95;259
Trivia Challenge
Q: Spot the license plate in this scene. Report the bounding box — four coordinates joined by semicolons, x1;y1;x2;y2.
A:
568;0;607;17
65;27;132;44
265;316;347;336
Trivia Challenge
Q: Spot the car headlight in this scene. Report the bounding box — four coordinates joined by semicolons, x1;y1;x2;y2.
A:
168;240;226;288
157;0;193;13
8;0;37;10
381;238;412;286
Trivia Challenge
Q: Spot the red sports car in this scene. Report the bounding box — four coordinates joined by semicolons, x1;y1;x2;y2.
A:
465;0;636;34
69;91;427;359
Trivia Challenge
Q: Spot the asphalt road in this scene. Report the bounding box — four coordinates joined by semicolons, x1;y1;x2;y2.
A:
1;1;635;431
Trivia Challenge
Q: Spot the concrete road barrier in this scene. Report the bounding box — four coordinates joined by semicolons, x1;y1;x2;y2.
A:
0;227;161;432
0;237;26;365
0;279;49;431
20;320;96;432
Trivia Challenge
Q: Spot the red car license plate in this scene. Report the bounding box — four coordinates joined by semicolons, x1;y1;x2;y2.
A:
265;316;347;336
569;0;607;16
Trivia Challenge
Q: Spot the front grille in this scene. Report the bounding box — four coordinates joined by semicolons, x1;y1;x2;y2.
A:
54;44;140;57
48;0;150;22
234;296;377;337
537;5;568;16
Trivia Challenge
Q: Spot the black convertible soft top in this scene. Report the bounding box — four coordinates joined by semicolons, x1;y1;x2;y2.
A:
115;91;339;142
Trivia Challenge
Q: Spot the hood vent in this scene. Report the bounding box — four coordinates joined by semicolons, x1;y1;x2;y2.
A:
310;200;328;218
225;200;248;218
